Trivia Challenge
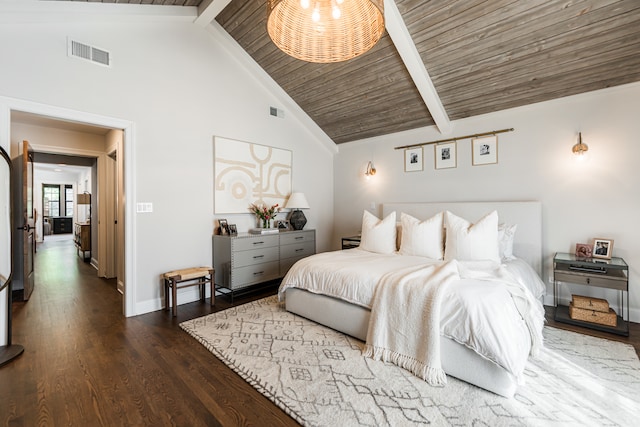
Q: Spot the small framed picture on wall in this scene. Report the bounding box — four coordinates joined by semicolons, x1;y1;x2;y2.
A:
404;147;423;172
434;141;457;169
472;135;498;166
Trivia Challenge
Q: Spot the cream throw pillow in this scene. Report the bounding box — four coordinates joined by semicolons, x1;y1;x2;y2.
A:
444;211;500;262
359;211;397;254
399;212;444;259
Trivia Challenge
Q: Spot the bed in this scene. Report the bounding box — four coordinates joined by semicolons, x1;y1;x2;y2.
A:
278;201;546;398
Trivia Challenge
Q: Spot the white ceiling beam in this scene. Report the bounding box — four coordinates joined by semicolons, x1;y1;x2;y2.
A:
384;0;452;135
194;0;233;27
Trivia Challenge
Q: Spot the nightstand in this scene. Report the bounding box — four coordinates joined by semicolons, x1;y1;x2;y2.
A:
553;252;629;336
341;235;361;249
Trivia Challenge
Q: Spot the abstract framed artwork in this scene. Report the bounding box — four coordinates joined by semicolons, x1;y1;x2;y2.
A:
434;141;457;169
472;135;498;166
214;136;292;214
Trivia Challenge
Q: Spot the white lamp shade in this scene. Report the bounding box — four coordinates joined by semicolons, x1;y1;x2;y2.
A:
284;192;310;209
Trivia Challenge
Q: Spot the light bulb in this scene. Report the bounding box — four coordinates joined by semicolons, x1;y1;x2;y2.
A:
332;5;341;19
336;0;343;3
312;4;320;22
300;0;310;9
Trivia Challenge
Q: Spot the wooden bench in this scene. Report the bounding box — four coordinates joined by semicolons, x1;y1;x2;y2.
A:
162;267;214;317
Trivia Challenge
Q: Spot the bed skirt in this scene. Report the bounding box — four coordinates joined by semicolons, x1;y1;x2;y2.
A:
285;288;518;398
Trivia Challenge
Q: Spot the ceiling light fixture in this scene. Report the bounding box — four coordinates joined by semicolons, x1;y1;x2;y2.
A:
267;0;385;63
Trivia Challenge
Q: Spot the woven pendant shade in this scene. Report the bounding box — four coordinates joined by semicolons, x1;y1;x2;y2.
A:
267;0;385;63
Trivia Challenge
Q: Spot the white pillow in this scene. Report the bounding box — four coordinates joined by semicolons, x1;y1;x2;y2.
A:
444;211;500;262
359;211;397;254
498;223;518;260
399;212;444;259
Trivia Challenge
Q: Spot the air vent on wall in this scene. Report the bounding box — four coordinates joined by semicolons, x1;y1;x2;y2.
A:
270;106;285;118
68;38;112;67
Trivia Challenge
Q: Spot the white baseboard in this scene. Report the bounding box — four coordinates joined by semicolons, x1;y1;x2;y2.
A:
135;286;213;316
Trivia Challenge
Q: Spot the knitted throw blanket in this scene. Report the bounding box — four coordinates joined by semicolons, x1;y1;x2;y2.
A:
363;261;460;386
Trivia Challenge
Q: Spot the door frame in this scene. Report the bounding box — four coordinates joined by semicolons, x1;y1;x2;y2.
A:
0;96;137;317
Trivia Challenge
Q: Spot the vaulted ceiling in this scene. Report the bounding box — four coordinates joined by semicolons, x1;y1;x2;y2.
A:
48;0;640;144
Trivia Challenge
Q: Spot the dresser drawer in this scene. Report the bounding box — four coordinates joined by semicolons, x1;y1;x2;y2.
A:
232;235;279;252
280;257;305;276
554;271;627;291
281;241;315;260
280;231;315;246
231;261;280;289
233;247;279;268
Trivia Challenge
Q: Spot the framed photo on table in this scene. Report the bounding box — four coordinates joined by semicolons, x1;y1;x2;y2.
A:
275;219;290;231
434;142;457;169
575;243;593;258
472;135;498;166
404;147;423;172
592;238;614;259
217;218;229;235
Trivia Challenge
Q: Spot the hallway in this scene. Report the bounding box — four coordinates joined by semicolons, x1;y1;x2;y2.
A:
0;238;295;426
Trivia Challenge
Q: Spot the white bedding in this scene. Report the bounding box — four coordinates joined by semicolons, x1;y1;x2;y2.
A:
278;248;545;382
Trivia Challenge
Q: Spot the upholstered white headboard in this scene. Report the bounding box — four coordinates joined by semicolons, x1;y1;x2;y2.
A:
382;201;542;276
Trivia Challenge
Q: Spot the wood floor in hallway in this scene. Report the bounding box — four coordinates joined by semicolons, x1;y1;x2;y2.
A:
0;236;297;426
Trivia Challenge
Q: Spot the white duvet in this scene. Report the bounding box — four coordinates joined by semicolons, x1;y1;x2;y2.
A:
278;248;545;381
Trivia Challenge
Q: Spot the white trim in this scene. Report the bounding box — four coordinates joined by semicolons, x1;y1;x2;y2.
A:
0;1;196;24
384;0;452;135
0;95;137;318
194;0;232;27
206;21;339;156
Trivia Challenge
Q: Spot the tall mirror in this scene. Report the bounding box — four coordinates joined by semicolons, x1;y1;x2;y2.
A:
0;146;24;366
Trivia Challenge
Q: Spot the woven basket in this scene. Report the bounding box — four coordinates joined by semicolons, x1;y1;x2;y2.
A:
571;294;609;313
267;0;385;63
569;302;617;327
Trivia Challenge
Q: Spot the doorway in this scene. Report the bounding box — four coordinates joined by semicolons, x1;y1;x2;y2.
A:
1;99;135;317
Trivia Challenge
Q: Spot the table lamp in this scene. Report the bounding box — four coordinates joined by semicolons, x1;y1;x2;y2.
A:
285;192;310;230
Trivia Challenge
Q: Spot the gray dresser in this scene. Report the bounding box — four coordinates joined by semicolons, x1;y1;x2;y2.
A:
213;230;315;293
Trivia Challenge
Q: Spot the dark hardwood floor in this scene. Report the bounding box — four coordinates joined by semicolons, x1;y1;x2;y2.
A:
1;236;638;426
0;236;298;426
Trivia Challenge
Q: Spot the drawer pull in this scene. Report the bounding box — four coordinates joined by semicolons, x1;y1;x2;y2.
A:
253;271;264;276
253;255;264;259
295;236;304;240
253;241;264;245
587;277;590;284
295;248;304;252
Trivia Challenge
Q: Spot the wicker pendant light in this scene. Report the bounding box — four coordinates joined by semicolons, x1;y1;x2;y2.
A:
267;0;385;63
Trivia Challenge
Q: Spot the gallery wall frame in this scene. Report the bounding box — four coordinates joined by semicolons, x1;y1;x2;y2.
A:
472;135;498;166
404;147;423;172
434;141;457;169
214;136;292;214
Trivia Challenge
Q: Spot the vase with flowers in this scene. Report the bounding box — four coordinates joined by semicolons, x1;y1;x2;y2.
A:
249;202;280;229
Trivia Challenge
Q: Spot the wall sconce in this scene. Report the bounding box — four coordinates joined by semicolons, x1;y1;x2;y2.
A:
572;132;589;158
365;161;376;179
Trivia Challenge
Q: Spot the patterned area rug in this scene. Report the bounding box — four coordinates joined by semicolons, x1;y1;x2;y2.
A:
180;296;640;426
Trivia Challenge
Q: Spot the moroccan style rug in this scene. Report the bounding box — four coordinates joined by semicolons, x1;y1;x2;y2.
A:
180;296;640;426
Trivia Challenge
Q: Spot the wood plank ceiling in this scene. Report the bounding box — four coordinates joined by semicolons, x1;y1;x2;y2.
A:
49;0;640;144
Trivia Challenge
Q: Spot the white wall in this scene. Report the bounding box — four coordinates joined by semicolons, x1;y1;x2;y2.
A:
334;82;640;322
0;5;334;320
